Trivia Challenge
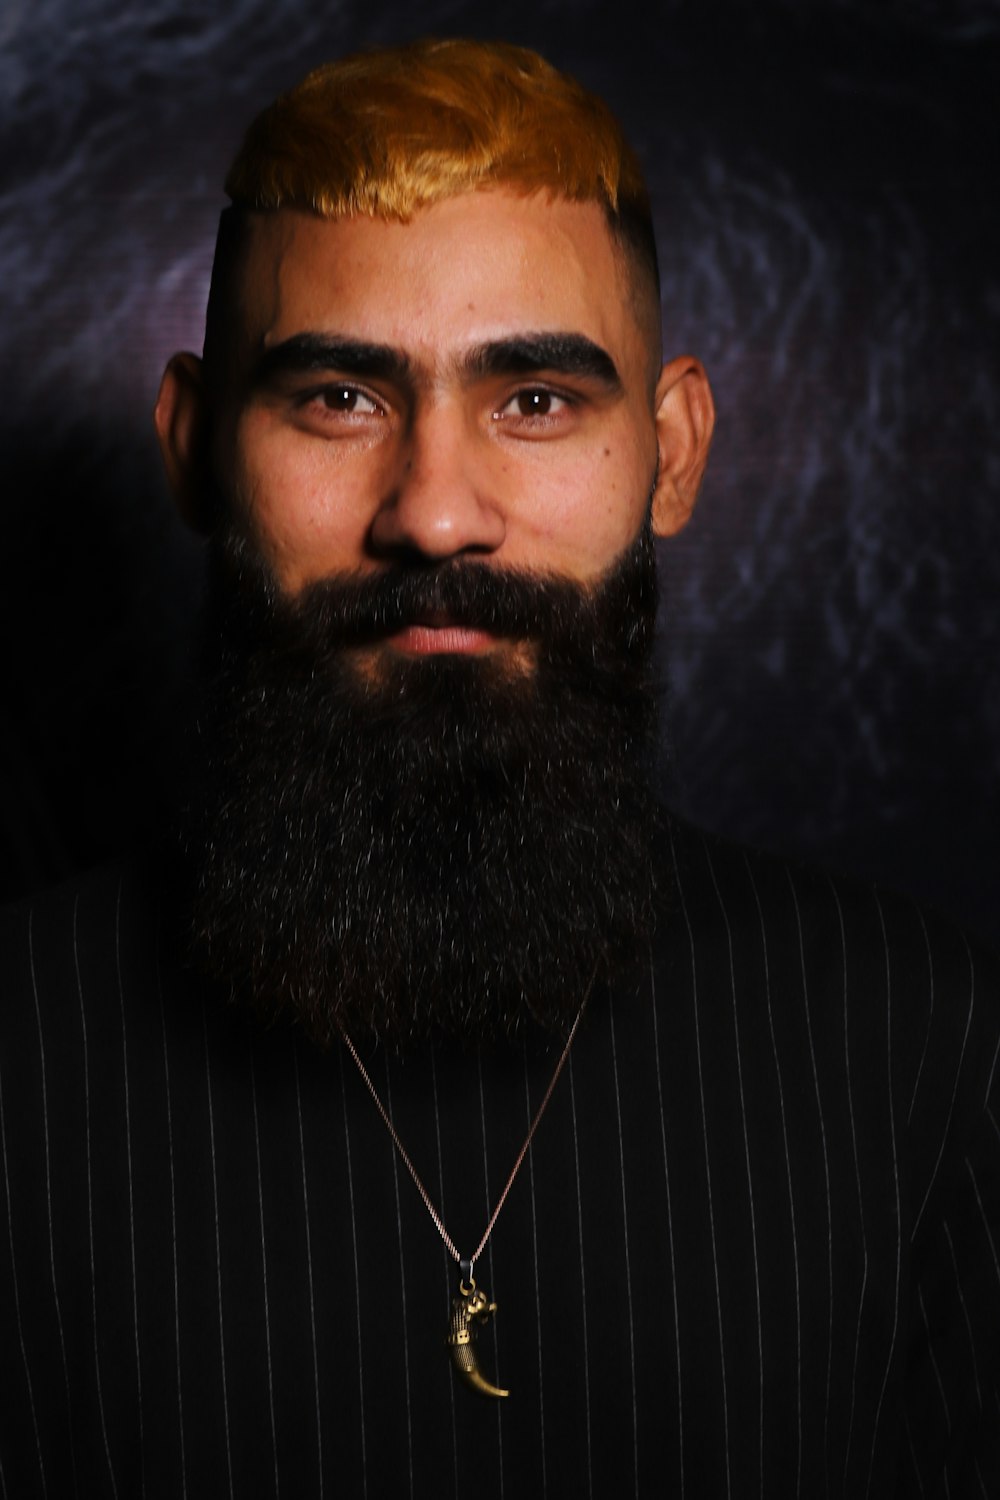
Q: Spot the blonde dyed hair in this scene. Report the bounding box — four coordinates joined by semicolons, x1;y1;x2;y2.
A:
228;39;651;227
206;39;660;369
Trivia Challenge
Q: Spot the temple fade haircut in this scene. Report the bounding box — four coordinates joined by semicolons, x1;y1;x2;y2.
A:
204;37;662;373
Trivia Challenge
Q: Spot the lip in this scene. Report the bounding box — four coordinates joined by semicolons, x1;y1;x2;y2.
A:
386;619;501;656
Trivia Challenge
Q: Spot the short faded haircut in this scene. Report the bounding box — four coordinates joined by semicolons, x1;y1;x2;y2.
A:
204;38;661;372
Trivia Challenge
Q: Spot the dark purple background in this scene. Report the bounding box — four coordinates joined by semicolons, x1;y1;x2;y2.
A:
2;0;998;942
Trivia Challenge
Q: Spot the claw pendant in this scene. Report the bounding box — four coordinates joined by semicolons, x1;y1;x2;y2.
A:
446;1278;510;1399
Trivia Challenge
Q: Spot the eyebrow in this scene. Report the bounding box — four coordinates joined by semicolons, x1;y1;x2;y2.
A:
250;333;412;388
464;333;622;390
250;330;621;393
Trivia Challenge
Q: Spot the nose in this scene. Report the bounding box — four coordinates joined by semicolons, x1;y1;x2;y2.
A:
368;402;506;562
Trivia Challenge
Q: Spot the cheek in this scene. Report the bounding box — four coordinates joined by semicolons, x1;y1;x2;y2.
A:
511;444;650;578
230;421;375;590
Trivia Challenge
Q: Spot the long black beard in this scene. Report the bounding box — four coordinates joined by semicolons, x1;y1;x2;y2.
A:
178;524;663;1049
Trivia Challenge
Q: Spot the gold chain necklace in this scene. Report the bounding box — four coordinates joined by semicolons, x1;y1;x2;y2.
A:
340;970;595;1400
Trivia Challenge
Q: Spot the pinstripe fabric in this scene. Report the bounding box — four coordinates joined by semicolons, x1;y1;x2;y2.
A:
292;1049;323;1497
156;935;186;1499
523;1052;548;1500
74;896;118;1495
429;1050;461;1496
201;994;235;1498
383;1062;416;1500
1;821;998;1497
336;1045;367;1500
113;883;145;1500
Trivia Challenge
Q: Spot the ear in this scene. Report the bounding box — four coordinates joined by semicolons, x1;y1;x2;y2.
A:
650;356;715;538
154;352;216;534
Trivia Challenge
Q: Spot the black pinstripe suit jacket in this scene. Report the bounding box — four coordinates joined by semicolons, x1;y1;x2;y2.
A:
1;820;998;1497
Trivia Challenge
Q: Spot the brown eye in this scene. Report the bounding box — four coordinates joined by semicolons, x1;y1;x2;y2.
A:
329;387;357;410
516;389;552;416
319;386;379;414
493;387;570;426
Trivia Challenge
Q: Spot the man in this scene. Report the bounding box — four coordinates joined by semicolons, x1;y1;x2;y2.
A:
1;38;997;1497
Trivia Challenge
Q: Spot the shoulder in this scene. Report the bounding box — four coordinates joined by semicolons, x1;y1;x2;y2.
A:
652;813;999;1137
656;812;996;1005
0;857;169;1052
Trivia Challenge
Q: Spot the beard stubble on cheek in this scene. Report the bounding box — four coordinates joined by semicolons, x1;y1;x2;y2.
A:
177;518;664;1050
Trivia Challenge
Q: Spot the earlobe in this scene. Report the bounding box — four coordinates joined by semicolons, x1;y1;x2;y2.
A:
154;352;216;534
650;356;715;538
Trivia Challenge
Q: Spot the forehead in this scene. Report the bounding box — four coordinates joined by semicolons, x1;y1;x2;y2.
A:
231;190;645;377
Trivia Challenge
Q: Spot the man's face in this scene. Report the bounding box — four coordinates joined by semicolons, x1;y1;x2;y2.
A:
155;184;713;1043
203;189;685;669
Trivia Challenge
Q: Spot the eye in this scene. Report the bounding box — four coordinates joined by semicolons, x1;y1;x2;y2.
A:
494;387;571;422
513;389;556;417
315;385;382;415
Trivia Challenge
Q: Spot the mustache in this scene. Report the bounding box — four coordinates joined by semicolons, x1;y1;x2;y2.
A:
296;561;601;641
210;522;658;665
